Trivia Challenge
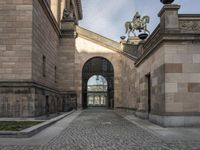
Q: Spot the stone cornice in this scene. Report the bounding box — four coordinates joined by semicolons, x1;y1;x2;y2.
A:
0;80;59;93
179;14;200;20
0;80;76;95
135;33;200;67
135;18;200;67
38;0;61;37
135;24;162;67
158;4;180;17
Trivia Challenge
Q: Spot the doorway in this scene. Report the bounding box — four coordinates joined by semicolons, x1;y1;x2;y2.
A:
82;57;114;109
146;74;151;117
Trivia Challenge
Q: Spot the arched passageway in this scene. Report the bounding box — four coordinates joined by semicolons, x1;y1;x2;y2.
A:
82;57;114;109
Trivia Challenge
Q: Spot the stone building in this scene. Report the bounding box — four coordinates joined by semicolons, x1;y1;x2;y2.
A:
0;0;200;127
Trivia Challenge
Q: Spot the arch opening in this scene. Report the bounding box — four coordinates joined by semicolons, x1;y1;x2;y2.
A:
87;75;108;107
82;57;114;109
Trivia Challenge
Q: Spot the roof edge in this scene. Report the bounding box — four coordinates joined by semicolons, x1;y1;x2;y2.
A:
76;26;137;61
76;26;121;51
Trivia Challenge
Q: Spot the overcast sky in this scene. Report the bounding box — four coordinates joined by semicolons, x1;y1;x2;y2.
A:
79;0;200;41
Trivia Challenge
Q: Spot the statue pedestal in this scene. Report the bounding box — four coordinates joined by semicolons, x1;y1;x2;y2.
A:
61;21;75;30
60;20;76;38
127;36;141;45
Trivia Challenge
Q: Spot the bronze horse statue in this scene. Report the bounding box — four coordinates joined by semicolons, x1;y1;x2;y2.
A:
125;12;150;37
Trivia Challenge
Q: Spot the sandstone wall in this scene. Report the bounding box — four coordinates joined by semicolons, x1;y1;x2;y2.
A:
164;42;200;114
137;46;165;116
0;0;33;117
57;37;76;92
0;0;79;117
32;0;59;89
0;0;32;81
0;85;61;117
75;36;123;108
34;87;63;116
0;86;35;117
121;56;138;110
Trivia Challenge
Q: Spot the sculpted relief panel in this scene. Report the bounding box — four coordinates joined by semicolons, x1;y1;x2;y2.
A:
179;20;200;32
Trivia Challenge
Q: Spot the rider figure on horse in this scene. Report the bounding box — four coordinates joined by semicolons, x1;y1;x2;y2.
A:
133;12;142;32
125;11;150;37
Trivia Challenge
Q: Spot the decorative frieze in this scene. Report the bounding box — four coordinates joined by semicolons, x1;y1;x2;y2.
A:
179;21;200;32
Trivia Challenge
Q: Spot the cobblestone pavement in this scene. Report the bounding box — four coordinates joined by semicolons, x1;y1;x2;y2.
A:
0;108;200;150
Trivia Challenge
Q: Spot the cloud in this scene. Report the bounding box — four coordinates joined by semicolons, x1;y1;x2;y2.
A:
80;0;200;41
80;0;136;41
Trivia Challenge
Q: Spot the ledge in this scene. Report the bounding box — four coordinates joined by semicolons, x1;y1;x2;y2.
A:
179;14;200;20
0;110;75;138
0;80;77;95
135;23;200;67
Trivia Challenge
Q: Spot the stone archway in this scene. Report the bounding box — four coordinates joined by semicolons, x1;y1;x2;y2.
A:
82;57;114;109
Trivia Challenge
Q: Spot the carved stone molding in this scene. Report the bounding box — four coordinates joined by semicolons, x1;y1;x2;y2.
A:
179;21;200;32
38;0;61;36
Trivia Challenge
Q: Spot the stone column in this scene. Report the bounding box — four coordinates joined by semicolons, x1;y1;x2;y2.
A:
57;6;77;109
158;4;180;32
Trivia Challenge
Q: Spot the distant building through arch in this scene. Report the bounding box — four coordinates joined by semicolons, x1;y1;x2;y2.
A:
82;57;114;109
87;75;108;107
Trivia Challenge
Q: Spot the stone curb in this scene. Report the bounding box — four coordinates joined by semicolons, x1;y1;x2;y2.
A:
114;110;162;139
114;110;200;142
0;110;75;138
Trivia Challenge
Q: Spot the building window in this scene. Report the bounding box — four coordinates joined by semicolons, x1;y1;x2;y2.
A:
55;66;57;83
42;55;46;77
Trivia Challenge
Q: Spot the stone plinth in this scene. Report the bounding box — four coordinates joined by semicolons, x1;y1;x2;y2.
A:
61;20;75;31
127;36;141;45
158;4;180;32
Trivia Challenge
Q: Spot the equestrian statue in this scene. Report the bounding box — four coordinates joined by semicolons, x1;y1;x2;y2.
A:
125;12;150;37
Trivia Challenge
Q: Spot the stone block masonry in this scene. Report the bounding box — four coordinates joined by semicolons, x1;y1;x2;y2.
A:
0;0;200;127
32;0;59;89
0;0;79;117
0;0;32;81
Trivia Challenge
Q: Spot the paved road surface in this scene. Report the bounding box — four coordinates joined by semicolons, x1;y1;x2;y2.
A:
0;108;200;150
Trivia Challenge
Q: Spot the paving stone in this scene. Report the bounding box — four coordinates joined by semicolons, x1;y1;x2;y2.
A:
0;109;200;150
